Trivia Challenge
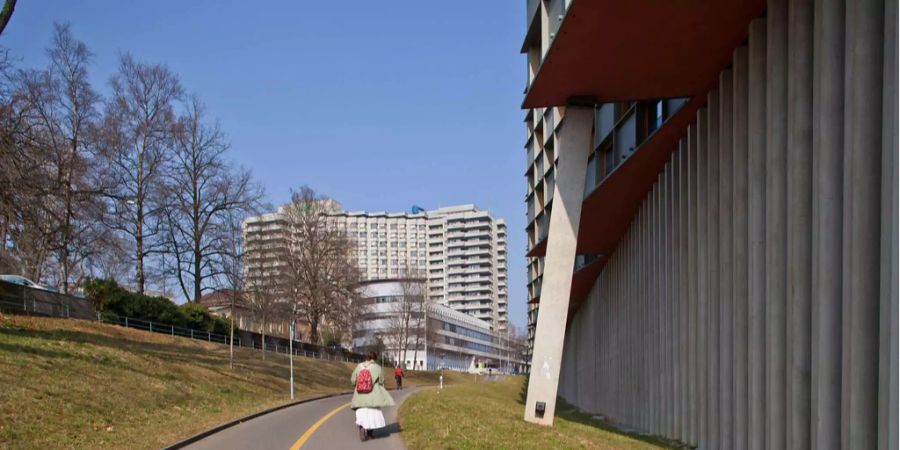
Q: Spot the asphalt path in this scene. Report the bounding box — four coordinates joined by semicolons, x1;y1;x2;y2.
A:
182;388;420;450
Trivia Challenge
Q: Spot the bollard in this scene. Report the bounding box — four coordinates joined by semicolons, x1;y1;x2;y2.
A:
171;325;174;336
149;321;153;332
191;329;194;339
125;317;129;328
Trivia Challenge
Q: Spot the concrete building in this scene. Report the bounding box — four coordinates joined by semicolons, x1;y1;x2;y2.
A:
421;205;509;332
244;204;509;332
352;279;523;373
521;1;897;449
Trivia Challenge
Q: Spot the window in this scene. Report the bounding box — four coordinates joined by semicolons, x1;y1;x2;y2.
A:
390;224;397;230
655;101;664;129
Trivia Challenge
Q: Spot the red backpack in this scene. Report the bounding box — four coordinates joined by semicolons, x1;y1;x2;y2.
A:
356;364;374;394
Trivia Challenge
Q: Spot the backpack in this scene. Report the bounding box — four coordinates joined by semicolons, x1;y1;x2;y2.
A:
356;364;374;394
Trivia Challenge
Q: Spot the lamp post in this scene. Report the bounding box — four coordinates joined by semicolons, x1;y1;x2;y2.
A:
289;321;295;400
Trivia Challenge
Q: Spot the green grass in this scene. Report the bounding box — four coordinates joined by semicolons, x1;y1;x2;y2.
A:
0;314;456;449
399;376;669;450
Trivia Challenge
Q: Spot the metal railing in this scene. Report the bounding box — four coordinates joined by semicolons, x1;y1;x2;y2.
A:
99;315;362;362
0;280;95;320
0;280;364;363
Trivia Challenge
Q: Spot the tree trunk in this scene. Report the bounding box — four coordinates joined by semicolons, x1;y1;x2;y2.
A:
193;245;201;302
261;328;266;360
310;318;319;345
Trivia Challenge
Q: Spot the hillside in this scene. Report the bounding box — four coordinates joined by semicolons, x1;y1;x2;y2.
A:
0;315;456;449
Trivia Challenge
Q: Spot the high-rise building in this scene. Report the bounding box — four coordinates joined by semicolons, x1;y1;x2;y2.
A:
243;204;508;332
421;205;508;332
519;0;897;447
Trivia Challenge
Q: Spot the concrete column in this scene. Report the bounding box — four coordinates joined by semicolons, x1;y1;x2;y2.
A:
653;181;663;436
524;105;592;426
786;0;814;448
688;125;699;446
747;19;768;450
663;162;674;439
706;87;721;450
668;153;678;439
842;0;883;447
764;1;788;448
878;2;898;448
810;0;844;447
718;68;735;444
678;139;689;442
635;202;652;431
696;108;709;447
732;44;750;450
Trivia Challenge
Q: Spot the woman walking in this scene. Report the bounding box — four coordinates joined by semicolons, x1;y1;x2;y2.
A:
351;352;395;441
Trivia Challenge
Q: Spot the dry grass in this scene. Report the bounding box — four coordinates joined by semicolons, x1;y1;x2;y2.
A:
399;376;668;450
0;314;457;449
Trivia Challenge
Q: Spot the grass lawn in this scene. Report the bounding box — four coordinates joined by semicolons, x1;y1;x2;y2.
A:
0;314;460;449
399;376;669;450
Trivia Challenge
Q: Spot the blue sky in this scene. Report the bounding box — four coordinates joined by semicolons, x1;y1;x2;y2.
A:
4;1;529;328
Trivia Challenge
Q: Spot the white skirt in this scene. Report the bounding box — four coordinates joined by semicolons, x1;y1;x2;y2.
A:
355;407;386;430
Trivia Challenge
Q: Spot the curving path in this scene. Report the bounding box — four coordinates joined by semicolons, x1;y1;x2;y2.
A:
181;388;420;450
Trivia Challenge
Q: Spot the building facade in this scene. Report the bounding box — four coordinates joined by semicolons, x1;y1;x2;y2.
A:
421;205;508;332
352;279;523;373
244;204;508;332
521;1;897;449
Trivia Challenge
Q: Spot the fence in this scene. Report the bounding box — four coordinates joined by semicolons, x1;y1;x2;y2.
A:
0;280;95;320
0;280;365;363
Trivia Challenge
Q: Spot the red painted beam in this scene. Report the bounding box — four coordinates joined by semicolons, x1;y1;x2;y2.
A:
523;0;765;108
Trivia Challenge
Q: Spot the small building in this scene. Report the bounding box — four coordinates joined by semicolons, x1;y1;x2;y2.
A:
198;290;306;340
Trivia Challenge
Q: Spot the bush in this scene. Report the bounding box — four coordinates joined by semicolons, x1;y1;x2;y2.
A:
83;279;232;334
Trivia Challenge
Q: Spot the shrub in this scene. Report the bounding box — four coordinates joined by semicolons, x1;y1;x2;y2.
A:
83;279;230;334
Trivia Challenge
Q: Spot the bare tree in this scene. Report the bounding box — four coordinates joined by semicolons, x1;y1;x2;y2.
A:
244;260;282;360
101;54;182;293
382;271;429;369
162;95;263;302
44;24;104;293
402;273;429;371
0;24;107;292
280;186;359;345
217;207;252;369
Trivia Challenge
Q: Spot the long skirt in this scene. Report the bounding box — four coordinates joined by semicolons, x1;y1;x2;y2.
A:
355;407;386;430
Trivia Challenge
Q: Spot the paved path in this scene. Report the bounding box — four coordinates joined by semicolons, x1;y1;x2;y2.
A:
182;388;420;450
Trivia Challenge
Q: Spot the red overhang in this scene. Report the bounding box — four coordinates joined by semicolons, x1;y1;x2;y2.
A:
523;0;766;108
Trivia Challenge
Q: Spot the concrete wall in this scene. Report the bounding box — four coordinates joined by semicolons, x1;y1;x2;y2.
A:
557;0;897;447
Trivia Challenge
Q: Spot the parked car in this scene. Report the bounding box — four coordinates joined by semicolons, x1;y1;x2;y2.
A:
0;275;57;292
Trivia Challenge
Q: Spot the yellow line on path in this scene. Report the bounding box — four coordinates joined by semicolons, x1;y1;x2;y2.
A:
288;402;351;450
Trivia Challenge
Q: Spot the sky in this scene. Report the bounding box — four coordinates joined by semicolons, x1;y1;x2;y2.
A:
3;1;529;328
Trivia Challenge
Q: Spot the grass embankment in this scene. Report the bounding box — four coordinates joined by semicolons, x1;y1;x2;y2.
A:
399;376;668;450
0;315;457;449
